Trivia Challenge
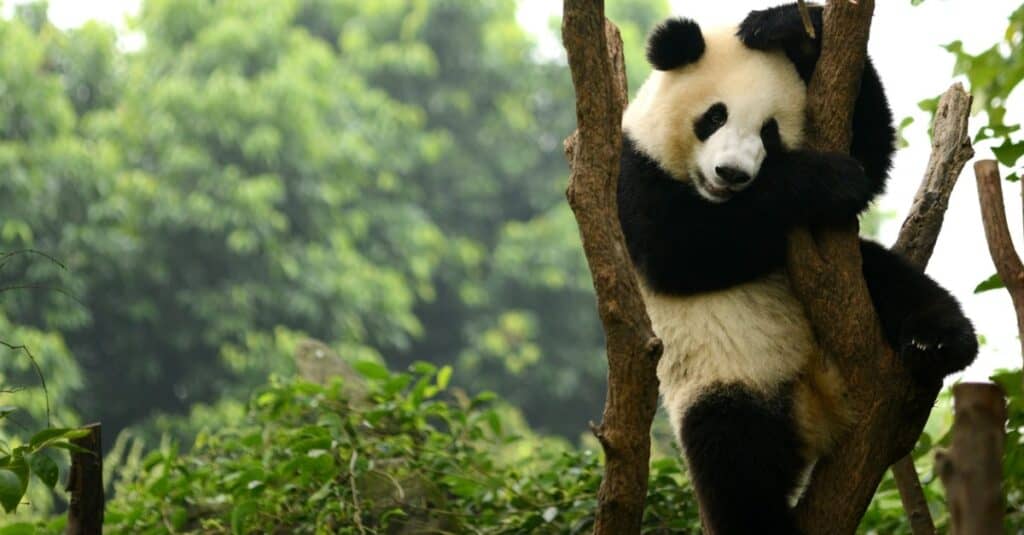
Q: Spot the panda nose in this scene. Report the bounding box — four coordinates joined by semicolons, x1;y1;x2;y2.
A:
715;166;751;186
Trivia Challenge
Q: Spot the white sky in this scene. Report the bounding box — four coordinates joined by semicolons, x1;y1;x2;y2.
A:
12;0;1024;381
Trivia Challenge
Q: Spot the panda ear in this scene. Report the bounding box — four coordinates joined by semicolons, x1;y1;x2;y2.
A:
646;18;705;71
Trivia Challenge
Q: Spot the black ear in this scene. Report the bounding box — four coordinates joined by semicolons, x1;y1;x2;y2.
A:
737;3;823;82
646;18;705;71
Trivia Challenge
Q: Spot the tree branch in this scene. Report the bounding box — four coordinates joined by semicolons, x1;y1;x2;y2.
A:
788;2;974;533
887;83;974;535
975;159;1024;370
561;2;661;533
893;85;975;267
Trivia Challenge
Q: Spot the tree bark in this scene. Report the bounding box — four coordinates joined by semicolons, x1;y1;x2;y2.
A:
66;423;103;535
561;2;662;533
889;83;974;535
789;2;974;534
936;383;1007;535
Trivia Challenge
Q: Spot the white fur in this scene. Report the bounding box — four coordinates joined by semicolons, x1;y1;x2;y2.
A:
694;124;766;202
622;25;806;186
641;271;820;439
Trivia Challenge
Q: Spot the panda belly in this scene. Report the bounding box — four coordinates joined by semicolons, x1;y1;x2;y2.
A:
642;270;849;459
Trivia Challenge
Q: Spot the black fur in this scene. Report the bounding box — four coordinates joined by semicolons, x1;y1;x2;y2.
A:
738;2;896;188
861;241;979;385
647;17;705;71
682;384;803;534
694;102;728;141
618;135;879;295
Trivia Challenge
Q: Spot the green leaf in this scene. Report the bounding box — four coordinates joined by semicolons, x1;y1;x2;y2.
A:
409;361;437;375
0;469;26;513
29;452;59;488
353;360;389;381
231;500;258;535
992;139;1024;167
28;427;89;450
974;273;1004;293
897;116;914;149
0;407;16;420
436;365;452;390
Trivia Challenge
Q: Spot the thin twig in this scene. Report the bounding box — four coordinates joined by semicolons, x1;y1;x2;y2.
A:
0;340;51;427
348;451;367;535
0;283;86;308
797;0;817;39
0;249;67;270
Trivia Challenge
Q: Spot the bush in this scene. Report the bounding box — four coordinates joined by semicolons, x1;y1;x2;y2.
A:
102;362;700;534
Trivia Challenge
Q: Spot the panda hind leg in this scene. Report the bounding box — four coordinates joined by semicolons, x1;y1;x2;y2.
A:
860;240;978;384
681;384;805;535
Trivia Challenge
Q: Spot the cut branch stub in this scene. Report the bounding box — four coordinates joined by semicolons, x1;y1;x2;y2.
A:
936;382;1007;535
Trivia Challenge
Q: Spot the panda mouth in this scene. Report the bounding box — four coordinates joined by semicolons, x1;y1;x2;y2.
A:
694;171;733;202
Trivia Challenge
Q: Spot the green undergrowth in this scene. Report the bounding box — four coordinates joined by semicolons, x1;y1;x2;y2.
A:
98;362;700;534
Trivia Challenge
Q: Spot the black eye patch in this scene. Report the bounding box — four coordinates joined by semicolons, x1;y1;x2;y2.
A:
694;102;728;141
760;118;781;151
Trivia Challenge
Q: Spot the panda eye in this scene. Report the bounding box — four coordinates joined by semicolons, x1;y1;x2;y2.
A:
707;104;727;126
695;102;728;141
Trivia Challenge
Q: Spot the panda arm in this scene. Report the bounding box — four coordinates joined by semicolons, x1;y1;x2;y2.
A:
739;149;882;226
860;239;978;382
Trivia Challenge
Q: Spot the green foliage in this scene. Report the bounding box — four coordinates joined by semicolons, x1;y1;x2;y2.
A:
974;273;1005;294
861;370;1024;534
0;426;88;515
992;370;1024;531
931;4;1024;181
0;0;668;445
104;363;699;533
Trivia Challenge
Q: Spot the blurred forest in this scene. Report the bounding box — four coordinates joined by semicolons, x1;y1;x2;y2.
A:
2;0;1024;532
0;0;669;444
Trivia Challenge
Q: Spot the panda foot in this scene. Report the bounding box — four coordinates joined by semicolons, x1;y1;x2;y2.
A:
899;307;977;383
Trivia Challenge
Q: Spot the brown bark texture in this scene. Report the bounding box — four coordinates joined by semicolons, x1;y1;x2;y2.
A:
66;423;104;535
561;1;662;533
975;159;1024;373
889;83;974;535
936;383;1007;535
789;2;974;534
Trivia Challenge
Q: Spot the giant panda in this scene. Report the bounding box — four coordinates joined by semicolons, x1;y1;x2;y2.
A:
616;4;978;533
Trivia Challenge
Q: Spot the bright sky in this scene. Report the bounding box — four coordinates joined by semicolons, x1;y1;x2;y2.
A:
14;0;1024;381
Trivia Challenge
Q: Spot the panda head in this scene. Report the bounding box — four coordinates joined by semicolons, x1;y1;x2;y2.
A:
623;18;807;203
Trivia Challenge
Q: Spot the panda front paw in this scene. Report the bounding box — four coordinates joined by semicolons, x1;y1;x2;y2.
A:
819;152;876;216
899;307;978;383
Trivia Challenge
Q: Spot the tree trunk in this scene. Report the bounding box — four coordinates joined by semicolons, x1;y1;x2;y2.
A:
786;2;975;533
561;2;662;533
